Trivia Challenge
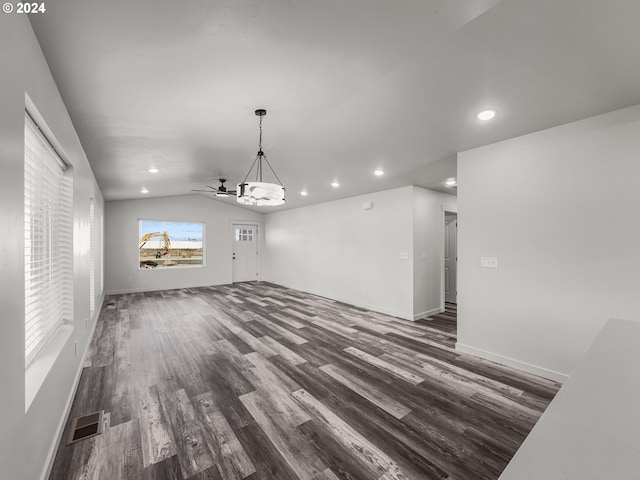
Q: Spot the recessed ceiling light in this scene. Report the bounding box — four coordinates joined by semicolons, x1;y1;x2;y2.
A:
148;168;159;173
300;190;308;196
374;169;384;176
141;188;149;194
477;110;497;121
331;181;340;188
444;177;457;187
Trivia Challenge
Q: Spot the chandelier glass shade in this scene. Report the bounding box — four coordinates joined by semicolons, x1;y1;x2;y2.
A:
237;181;285;206
236;109;286;206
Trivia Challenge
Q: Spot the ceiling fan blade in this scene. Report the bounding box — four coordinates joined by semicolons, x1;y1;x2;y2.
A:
193;180;236;196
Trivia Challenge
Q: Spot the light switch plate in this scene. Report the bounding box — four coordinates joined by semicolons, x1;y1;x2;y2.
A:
480;256;498;268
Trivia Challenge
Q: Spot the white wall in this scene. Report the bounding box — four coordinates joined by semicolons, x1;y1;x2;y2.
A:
264;186;416;319
105;194;263;294
499;318;640;479
0;15;104;480
412;187;457;319
457;104;640;381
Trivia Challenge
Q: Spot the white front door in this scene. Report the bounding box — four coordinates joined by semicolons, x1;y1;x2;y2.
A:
232;224;258;282
444;213;457;304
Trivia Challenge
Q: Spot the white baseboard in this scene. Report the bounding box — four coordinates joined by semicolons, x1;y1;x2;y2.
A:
105;279;238;296
40;293;105;480
106;287;156;295
455;342;568;383
106;284;205;295
266;280;414;321
413;306;444;321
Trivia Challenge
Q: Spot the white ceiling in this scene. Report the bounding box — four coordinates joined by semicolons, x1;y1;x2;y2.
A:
29;0;640;211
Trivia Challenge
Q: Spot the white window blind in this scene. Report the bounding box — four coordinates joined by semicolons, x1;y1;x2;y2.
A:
100;211;104;293
89;198;95;314
24;112;73;367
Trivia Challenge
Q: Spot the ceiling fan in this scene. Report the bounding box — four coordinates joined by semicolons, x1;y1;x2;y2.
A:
192;178;237;198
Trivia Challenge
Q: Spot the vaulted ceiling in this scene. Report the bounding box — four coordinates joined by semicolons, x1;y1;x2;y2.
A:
30;0;640;210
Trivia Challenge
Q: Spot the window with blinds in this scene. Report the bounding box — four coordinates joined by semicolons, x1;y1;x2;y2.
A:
89;198;95;315
100;211;104;293
24;112;74;367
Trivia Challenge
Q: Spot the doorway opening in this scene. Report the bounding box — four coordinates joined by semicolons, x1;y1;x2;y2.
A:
444;212;457;305
232;223;260;283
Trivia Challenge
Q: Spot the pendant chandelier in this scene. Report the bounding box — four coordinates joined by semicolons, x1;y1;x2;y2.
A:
236;109;286;206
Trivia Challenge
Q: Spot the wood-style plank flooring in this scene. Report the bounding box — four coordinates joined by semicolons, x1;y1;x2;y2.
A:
49;282;560;480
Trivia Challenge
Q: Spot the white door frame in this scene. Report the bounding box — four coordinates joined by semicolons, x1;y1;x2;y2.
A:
230;220;262;282
440;208;458;310
443;211;457;305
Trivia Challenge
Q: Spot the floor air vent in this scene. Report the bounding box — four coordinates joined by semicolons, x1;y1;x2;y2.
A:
67;411;104;444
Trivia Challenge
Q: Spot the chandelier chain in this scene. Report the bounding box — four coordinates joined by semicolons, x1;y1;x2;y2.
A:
237;108;285;205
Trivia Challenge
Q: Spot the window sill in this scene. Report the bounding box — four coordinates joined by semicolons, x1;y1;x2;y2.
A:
25;324;73;412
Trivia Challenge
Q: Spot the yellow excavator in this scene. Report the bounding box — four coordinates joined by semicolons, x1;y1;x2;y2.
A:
140;231;171;254
139;232;171;267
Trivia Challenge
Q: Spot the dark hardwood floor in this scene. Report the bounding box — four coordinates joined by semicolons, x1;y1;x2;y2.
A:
48;282;559;480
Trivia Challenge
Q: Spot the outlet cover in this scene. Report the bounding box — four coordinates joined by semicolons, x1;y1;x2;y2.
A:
480;256;498;269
